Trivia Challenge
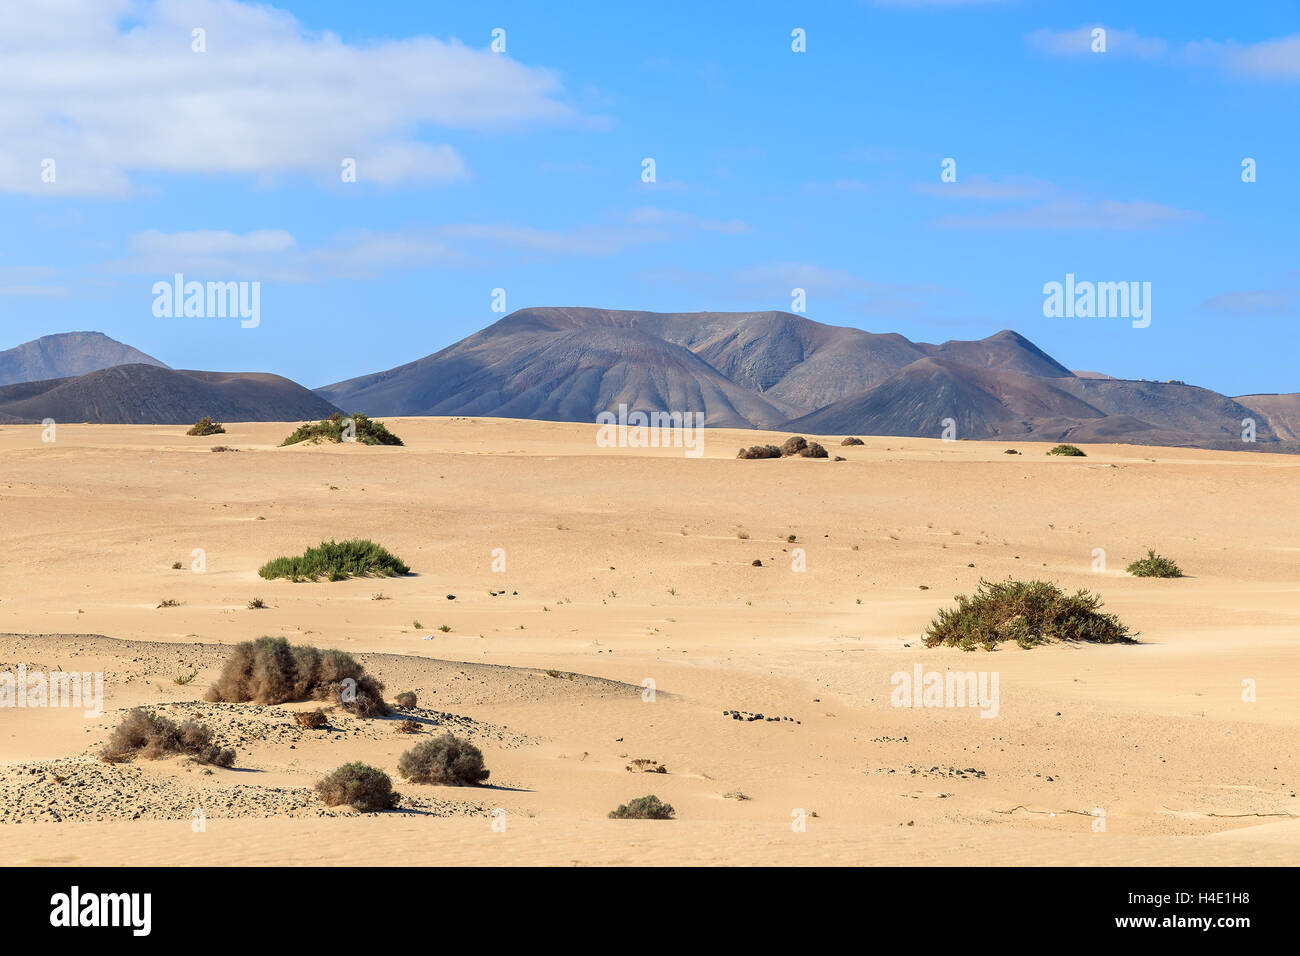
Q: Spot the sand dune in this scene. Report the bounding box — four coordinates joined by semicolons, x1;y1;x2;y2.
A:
0;418;1295;865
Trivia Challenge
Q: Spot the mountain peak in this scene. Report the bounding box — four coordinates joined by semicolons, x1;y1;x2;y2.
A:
0;331;168;387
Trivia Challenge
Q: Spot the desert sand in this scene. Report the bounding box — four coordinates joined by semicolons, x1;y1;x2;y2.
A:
0;418;1296;865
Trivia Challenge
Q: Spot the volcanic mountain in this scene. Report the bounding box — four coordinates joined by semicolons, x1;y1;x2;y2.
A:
7;311;1288;448
316;308;800;428
0;364;341;425
0;331;167;386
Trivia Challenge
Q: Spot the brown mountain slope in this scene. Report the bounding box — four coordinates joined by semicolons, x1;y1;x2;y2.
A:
919;329;1074;378
0;331;168;386
0;364;341;424
1235;394;1300;441
317;307;1072;423
782;358;1106;439
317;309;797;427
1052;378;1271;443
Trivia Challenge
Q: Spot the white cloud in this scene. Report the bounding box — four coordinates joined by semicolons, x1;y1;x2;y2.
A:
938;198;1200;231
1027;26;1168;59
0;0;574;195
914;175;1053;200
1202;290;1297;314
100;208;751;283
0;265;68;297
1189;35;1300;79
1029;25;1300;80
623;207;749;235
104;227;462;281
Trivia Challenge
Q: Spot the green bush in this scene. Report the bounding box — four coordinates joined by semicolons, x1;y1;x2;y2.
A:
204;635;389;717
397;733;489;785
258;539;409;582
281;413;403;447
100;708;234;767
1046;444;1086;457
923;578;1134;651
315;762;399;811
1126;549;1183;578
186;416;226;436
609;795;675;819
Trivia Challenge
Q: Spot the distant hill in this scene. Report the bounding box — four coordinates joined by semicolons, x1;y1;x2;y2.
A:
15;315;1290;449
920;329;1074;379
0;332;167;386
319;307;1072;427
783;358;1106;439
318;306;1295;450
317;308;797;427
0;364;342;424
1235;393;1300;441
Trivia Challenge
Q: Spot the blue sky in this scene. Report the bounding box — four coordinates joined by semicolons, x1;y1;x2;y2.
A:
1;0;1297;395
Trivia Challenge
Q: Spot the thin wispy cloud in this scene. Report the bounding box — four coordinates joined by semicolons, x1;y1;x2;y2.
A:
937;198;1200;231
103;228;457;282
0;265;69;297
914;175;1053;201
803;179;876;194
1029;24;1300;80
638;261;963;321
624;207;749;235
1202;276;1300;315
1027;26;1168;59
99;206;752;284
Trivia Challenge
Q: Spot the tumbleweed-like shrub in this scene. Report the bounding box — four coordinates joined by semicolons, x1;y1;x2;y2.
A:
1046;444;1086;457
293;709;329;729
204;636;389;717
100;708;234;767
315;762;399;811
397;733;489;786
737;444;782;459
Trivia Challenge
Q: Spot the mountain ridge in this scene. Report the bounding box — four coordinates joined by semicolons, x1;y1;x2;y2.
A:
4;313;1295;450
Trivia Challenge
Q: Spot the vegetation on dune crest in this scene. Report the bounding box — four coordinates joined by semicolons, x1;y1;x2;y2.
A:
186;416;226;436
1046;444;1086;457
100;708;234;767
258;538;409;582
923;578;1134;651
397;733;490;786
1126;549;1183;578
609;794;675;819
280;412;403;447
737;435;828;459
204;635;389;717
315;762;399;811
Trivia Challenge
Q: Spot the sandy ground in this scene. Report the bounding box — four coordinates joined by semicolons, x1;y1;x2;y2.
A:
0;417;1296;866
